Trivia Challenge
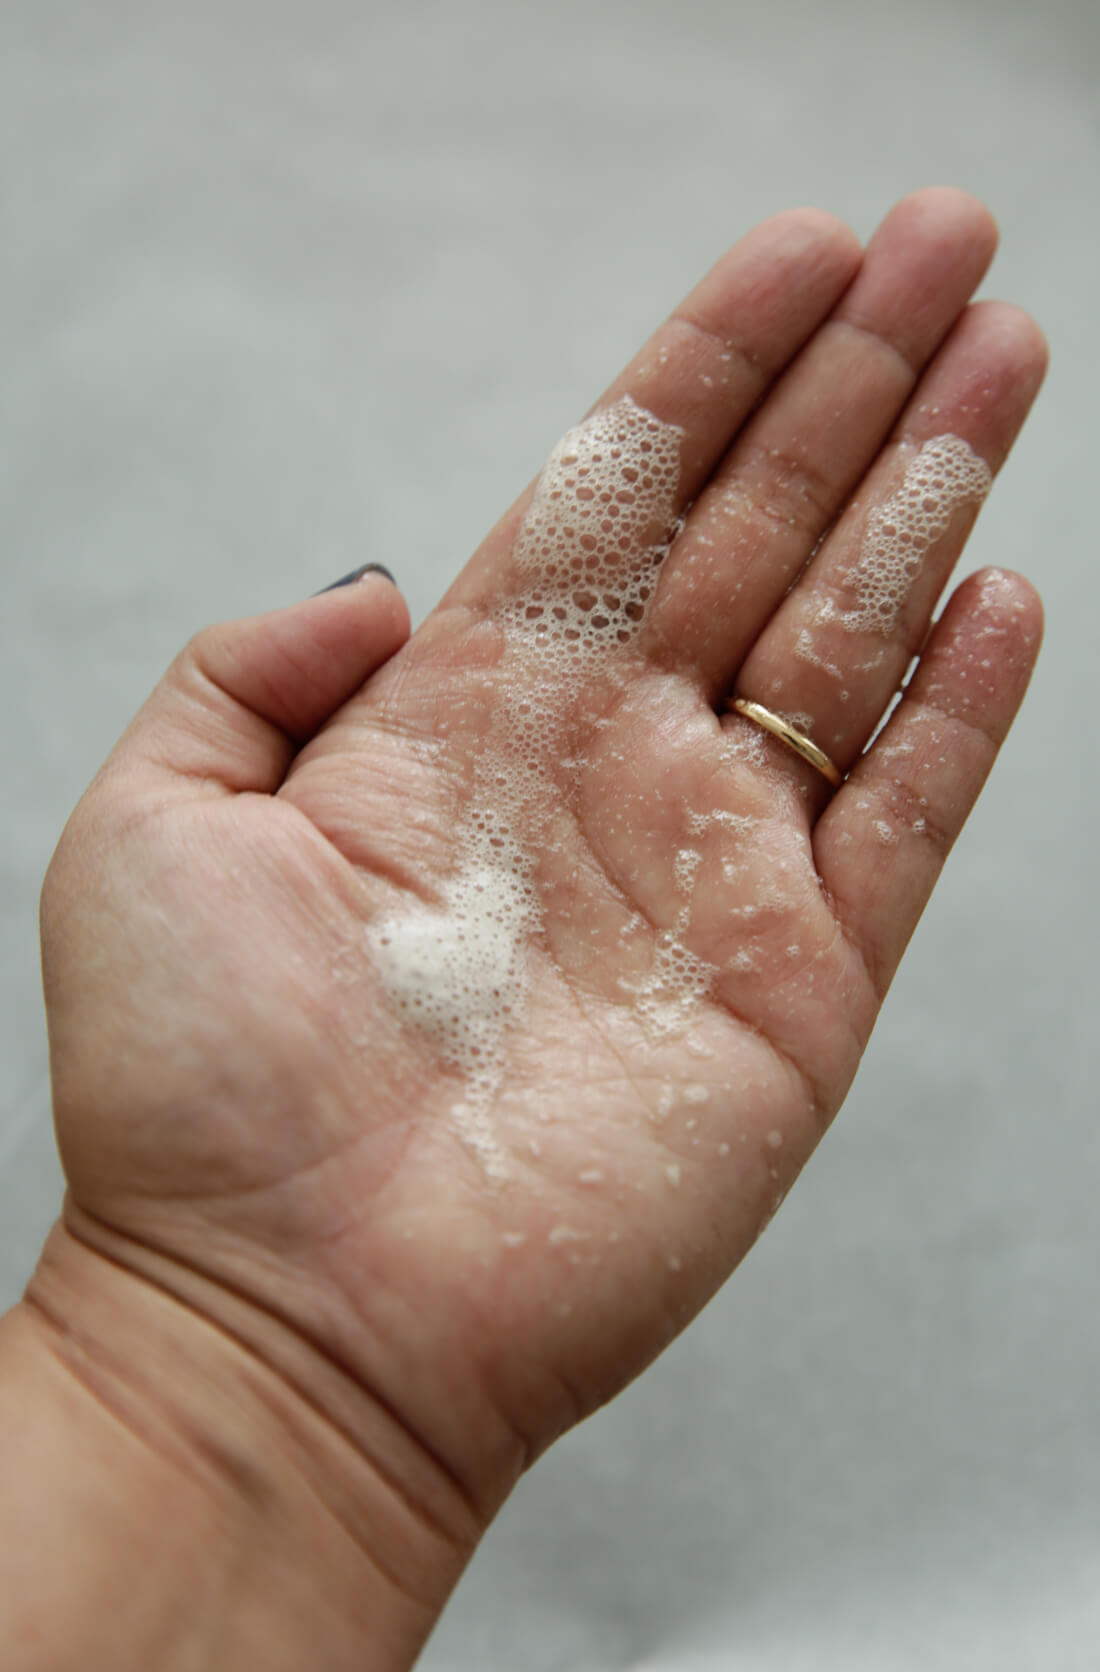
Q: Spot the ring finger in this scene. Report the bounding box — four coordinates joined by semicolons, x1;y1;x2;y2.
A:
725;299;1048;801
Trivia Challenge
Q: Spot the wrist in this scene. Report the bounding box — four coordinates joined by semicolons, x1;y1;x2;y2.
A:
8;1217;484;1670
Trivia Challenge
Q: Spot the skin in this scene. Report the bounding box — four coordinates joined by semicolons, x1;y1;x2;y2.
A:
5;188;1045;1669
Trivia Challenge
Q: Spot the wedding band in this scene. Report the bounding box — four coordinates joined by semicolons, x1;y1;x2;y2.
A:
726;697;843;789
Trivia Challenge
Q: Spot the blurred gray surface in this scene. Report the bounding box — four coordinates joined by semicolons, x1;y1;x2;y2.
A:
1;2;1097;1667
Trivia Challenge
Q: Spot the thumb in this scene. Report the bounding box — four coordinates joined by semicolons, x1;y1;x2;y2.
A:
104;566;410;798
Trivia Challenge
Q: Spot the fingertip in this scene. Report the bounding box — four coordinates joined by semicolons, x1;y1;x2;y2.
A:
862;188;1000;307
298;568;412;690
962;300;1051;393
913;567;1043;745
749;205;864;278
890;184;999;249
949;565;1044;651
344;565;413;643
764;203;862;244
315;562;398;593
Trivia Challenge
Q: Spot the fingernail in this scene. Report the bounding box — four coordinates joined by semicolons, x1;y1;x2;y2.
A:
315;563;395;594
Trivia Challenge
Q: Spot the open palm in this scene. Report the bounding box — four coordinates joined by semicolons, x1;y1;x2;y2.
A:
40;189;1045;1512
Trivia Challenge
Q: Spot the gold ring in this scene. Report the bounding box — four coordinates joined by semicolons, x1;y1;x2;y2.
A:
726;697;843;789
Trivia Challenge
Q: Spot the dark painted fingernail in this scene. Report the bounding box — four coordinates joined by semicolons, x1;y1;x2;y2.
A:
315;563;395;594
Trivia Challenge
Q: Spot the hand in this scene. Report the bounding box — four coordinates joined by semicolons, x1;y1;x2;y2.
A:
35;188;1044;1612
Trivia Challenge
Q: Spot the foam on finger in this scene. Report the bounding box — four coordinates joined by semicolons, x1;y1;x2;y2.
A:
842;435;992;635
367;398;700;1173
504;398;681;663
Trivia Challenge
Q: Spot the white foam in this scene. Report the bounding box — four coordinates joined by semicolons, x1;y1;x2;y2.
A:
368;818;538;1175
548;1224;589;1247
368;396;704;1171
842;436;991;635
621;926;714;1043
502;396;682;669
686;807;754;837
674;847;703;892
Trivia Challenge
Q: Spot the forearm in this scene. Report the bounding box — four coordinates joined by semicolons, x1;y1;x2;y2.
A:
0;1224;475;1671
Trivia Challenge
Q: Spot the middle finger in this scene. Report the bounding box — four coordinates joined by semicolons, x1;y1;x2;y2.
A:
647;187;998;691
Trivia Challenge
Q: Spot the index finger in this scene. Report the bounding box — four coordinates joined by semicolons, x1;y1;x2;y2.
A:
442;208;863;611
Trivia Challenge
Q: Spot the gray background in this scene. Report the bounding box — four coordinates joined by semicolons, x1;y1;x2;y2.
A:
2;2;1097;1667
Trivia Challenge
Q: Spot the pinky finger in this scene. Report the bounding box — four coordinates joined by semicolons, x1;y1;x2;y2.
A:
813;568;1043;999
